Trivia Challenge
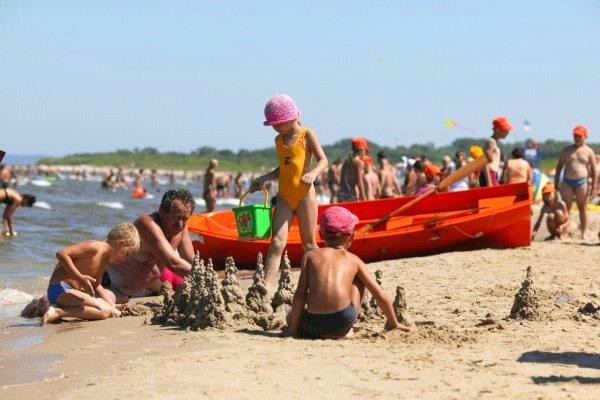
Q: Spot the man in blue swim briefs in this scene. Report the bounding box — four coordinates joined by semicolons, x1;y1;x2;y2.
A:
555;125;597;239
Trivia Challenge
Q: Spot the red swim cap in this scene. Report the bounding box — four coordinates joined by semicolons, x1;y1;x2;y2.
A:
363;156;373;166
573;125;588;138
492;116;513;132
351;137;369;152
425;164;443;177
319;206;359;237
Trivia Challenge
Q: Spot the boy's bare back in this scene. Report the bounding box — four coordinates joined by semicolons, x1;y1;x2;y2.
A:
303;247;362;314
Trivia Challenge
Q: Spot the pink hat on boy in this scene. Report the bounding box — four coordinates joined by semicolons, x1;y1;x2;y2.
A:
263;94;301;126
320;206;359;237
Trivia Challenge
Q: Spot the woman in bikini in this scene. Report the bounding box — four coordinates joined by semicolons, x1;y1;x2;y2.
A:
250;94;328;285
1;187;36;237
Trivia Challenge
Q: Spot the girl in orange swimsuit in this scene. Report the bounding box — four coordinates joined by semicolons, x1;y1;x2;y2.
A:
250;94;328;285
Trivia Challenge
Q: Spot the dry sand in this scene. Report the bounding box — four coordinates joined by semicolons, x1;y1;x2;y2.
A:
2;238;599;400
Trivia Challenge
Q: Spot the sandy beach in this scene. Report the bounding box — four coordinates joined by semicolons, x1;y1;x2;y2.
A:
2;238;599;400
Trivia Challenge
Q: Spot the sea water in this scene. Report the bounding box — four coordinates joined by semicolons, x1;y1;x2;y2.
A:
0;178;257;348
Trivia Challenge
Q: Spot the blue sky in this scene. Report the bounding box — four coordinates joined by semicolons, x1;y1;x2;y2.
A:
1;1;599;155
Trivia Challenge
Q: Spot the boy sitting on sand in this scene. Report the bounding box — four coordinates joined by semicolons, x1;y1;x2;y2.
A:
43;223;140;324
532;183;570;240
288;206;410;339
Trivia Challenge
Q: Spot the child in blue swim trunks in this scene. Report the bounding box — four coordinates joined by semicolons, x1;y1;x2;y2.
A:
43;223;140;324
288;206;410;339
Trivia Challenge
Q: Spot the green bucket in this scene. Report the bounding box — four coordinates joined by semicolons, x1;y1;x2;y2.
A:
233;188;272;240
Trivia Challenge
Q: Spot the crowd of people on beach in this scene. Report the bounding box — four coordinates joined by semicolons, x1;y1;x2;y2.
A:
11;93;600;339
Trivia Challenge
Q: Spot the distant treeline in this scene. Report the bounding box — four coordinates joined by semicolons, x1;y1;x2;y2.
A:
38;138;599;172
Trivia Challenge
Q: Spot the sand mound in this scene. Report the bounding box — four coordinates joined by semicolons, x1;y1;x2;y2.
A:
509;266;542;320
120;302;155;317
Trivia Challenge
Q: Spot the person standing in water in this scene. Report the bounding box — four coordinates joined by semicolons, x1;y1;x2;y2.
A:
554;125;597;239
250;94;328;286
203;159;218;213
339;138;368;202
1;187;36;237
480;117;512;187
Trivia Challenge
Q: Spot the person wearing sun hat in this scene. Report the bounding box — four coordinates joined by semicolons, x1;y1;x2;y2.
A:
554;124;597;239
287;206;410;339
479;116;512;187
339;137;369;202
531;183;570;240
249;94;328;285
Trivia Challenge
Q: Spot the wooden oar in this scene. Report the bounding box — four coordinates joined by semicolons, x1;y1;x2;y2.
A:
356;153;492;234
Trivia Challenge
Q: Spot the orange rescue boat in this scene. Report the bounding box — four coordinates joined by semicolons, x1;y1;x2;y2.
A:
188;182;532;268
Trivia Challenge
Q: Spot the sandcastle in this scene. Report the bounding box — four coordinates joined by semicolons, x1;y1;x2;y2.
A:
152;251;227;329
269;251;296;329
271;251;295;311
369;269;384;316
220;256;246;316
392;286;413;326
152;251;394;334
509;266;541;320
245;253;273;314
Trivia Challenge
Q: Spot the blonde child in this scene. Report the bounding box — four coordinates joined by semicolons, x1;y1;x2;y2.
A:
43;223;140;324
250;94;328;285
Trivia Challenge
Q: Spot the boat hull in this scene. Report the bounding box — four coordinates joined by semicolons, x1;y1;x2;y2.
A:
188;183;532;268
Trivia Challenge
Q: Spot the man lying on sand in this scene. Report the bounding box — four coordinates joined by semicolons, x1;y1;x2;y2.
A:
288;206;410;339
103;189;195;303
42;223;140;324
532;183;570;241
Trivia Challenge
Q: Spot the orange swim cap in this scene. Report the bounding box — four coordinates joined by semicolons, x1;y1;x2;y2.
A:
363;156;373;166
573;125;588;138
492;116;513;132
351;137;369;152
470;145;484;158
541;183;555;195
425;164;443;177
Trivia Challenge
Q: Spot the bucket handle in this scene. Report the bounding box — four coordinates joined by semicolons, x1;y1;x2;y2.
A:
239;188;270;207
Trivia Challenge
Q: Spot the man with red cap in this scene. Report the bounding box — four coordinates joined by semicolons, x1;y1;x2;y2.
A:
287;206;409;339
480;116;512;187
554;125;597;239
339;138;368;202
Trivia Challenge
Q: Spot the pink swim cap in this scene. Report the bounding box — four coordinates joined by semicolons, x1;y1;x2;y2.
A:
263;94;301;126
320;206;359;237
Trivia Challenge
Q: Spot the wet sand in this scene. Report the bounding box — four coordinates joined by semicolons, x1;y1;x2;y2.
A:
2;238;599;400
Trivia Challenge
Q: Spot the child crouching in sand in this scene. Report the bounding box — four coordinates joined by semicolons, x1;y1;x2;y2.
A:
288;206;410;339
532;183;570;240
42;223;140;324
